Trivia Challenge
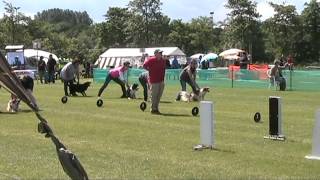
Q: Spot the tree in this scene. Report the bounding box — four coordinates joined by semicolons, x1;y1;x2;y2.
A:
128;0;170;47
224;0;261;53
1;1;32;45
189;17;216;54
97;7;131;48
168;19;192;55
300;0;320;63
263;2;300;60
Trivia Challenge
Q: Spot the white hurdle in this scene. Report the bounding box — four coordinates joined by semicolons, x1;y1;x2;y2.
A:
194;101;214;150
305;110;320;160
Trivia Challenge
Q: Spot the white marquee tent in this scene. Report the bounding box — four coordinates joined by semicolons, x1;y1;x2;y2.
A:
24;49;59;63
95;47;186;69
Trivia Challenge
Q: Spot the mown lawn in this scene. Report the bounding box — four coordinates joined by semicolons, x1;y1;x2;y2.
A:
0;79;320;179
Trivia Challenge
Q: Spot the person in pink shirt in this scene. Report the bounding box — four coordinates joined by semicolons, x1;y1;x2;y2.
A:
98;61;130;98
143;49;166;114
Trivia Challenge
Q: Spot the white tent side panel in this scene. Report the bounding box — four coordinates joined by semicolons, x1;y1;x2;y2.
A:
95;47;186;69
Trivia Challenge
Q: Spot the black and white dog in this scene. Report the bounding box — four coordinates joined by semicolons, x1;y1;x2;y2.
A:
176;87;210;102
127;83;139;99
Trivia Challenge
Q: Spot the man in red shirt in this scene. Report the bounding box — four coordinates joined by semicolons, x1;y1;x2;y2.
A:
143;49;166;114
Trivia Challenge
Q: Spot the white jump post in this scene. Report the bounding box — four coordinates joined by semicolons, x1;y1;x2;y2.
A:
264;96;285;141
305;110;320;160
194;101;214;150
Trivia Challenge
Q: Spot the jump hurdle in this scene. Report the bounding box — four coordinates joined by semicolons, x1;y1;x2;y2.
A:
264;96;285;141
305;110;320;160
194;101;215;150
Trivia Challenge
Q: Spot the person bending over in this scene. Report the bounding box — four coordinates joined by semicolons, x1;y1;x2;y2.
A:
60;59;80;96
138;71;150;102
179;59;200;94
98;61;130;99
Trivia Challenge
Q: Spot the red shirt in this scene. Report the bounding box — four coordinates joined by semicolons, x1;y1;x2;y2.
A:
143;56;166;83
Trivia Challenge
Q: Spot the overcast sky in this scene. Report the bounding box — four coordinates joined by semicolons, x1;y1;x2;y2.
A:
0;0;313;23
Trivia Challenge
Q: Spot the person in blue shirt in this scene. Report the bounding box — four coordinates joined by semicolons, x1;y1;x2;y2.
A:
171;56;180;69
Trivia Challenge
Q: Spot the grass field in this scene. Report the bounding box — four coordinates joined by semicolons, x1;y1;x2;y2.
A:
0;79;320;179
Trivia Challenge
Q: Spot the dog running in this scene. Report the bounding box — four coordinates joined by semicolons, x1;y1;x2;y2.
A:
176;87;210;102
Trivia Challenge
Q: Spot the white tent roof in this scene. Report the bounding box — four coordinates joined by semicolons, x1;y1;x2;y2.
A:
96;47;186;69
24;49;59;63
99;47;185;58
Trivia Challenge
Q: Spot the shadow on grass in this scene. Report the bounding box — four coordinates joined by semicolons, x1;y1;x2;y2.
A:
160;101;173;104
67;95;94;98
0;109;34;114
160;113;191;117
213;147;236;154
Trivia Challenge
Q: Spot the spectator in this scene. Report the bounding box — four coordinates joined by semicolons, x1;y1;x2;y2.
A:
138;71;150;102
60;59;81;96
287;55;294;70
37;56;46;84
85;61;91;78
143;49;166;115
97;61;130;99
201;60;208;69
164;55;171;69
47;54;57;84
171;56;180;69
270;60;286;91
239;52;249;69
279;54;286;67
179;59;200;94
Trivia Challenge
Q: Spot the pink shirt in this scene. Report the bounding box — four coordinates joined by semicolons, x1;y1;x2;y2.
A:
109;66;128;81
143;56;166;83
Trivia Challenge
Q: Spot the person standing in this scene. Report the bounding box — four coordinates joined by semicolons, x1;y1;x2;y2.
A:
97;61;130;99
143;49;166;115
60;59;81;96
37;56;46;84
47;54;57;84
239;52;249;69
171;56;180;69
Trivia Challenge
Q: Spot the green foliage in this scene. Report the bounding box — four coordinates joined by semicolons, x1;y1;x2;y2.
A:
263;3;300;61
128;0;170;46
223;0;261;52
300;0;320;63
34;8;92;26
98;7;131;48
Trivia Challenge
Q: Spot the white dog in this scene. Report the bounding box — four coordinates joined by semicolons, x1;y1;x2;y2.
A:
176;87;210;102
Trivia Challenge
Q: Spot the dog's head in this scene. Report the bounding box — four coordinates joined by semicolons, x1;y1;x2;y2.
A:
200;87;210;93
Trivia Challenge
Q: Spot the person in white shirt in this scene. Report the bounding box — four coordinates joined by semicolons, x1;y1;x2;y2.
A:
60;59;80;96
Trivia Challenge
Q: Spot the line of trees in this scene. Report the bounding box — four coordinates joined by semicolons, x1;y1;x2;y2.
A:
0;0;319;65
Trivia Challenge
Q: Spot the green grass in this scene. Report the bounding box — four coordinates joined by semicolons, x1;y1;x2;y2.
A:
1;80;320;179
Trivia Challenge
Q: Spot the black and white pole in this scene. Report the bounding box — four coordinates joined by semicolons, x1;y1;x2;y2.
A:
305;110;320;160
194;101;214;150
264;96;285;141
